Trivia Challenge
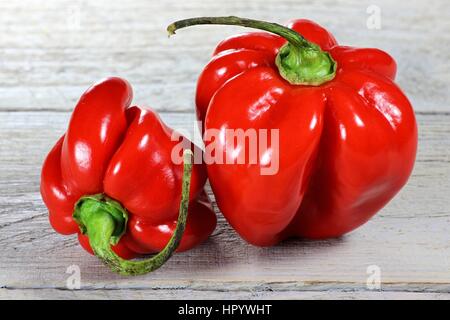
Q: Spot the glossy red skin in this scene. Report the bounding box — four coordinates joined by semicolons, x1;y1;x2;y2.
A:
41;77;216;258
196;19;417;246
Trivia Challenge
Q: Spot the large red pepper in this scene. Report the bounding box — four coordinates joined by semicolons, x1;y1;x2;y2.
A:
168;17;418;246
40;77;216;274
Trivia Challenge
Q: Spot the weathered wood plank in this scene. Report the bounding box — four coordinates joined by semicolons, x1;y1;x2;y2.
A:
0;0;449;112
2;288;450;300
0;111;449;300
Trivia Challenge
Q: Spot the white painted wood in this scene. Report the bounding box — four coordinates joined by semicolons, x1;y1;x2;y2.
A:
1;0;449;300
2;289;450;300
0;0;449;112
1;111;449;299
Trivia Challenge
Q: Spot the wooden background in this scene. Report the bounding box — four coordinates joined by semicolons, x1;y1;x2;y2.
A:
0;0;449;299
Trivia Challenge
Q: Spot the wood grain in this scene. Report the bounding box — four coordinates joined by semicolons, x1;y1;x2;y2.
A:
0;0;449;112
1;111;449;299
2;289;450;300
1;0;449;300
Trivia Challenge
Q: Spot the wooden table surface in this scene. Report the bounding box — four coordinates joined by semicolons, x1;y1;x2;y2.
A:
1;0;449;300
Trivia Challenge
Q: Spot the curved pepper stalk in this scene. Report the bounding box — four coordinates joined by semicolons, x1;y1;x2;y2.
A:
167;16;337;86
73;149;193;275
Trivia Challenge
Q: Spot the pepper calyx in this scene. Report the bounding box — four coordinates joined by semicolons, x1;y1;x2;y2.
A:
275;42;337;86
73;194;128;246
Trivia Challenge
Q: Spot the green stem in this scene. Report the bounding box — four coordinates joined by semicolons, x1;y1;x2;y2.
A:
73;149;193;276
168;16;310;48
167;16;337;86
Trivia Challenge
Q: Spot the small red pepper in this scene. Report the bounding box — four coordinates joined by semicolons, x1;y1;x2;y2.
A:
168;17;418;246
40;77;216;274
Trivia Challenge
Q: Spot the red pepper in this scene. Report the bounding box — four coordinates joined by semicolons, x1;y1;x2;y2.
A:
40;77;216;274
168;17;418;246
